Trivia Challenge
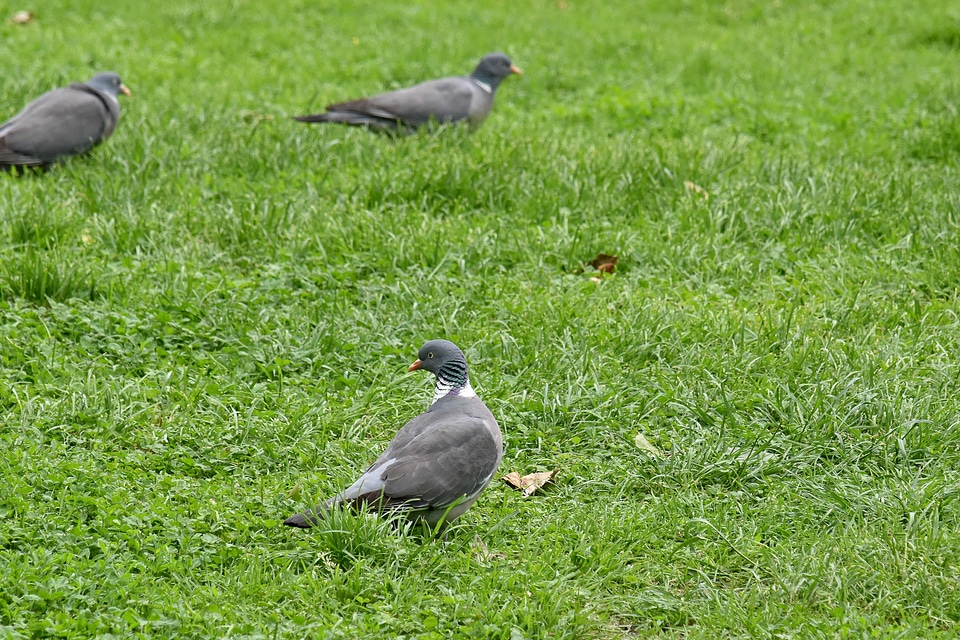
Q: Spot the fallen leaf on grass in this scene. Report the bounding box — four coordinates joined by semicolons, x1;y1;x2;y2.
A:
587;253;618;274
472;535;505;562
502;469;558;497
683;180;709;200
10;10;34;24
634;433;665;458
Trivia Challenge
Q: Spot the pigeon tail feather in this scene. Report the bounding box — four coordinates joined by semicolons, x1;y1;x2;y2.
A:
293;111;406;133
293;113;337;123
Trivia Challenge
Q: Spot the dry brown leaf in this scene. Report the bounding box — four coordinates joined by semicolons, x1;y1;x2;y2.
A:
557;0;569;8
10;10;34;24
502;469;558;497
587;253;618;275
683;180;710;200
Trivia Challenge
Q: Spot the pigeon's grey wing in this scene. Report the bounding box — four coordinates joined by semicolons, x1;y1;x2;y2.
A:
0;137;46;166
372;412;502;513
1;86;114;164
285;396;502;528
293;109;406;132
283;409;454;527
318;409;449;506
0;109;42;165
0;112;22;137
323;77;478;128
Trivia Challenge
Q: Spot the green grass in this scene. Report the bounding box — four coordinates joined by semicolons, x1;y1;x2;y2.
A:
1;0;960;637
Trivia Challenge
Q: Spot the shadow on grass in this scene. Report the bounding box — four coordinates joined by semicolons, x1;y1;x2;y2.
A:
914;24;960;50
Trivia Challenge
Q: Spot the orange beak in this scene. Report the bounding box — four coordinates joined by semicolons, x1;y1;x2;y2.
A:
510;65;522;76
408;359;423;372
120;84;132;97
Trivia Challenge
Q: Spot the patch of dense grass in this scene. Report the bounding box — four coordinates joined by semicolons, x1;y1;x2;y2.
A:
1;0;960;637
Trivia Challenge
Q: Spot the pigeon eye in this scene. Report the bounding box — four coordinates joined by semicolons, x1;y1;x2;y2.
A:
428;352;434;358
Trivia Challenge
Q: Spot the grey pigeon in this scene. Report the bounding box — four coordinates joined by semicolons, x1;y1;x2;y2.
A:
0;72;130;169
294;53;521;133
285;340;503;528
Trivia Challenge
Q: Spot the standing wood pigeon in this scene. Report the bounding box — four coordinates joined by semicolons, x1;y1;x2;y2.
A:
0;72;131;169
285;340;504;528
294;53;521;134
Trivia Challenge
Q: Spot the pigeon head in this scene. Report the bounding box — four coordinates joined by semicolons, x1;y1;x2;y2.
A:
87;72;132;98
409;340;466;376
470;53;522;91
408;340;474;401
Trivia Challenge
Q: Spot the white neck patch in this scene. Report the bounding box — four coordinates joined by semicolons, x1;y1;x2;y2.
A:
432;380;477;405
105;93;119;106
472;79;492;94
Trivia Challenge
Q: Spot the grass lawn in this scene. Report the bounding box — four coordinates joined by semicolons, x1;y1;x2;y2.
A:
2;0;960;637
